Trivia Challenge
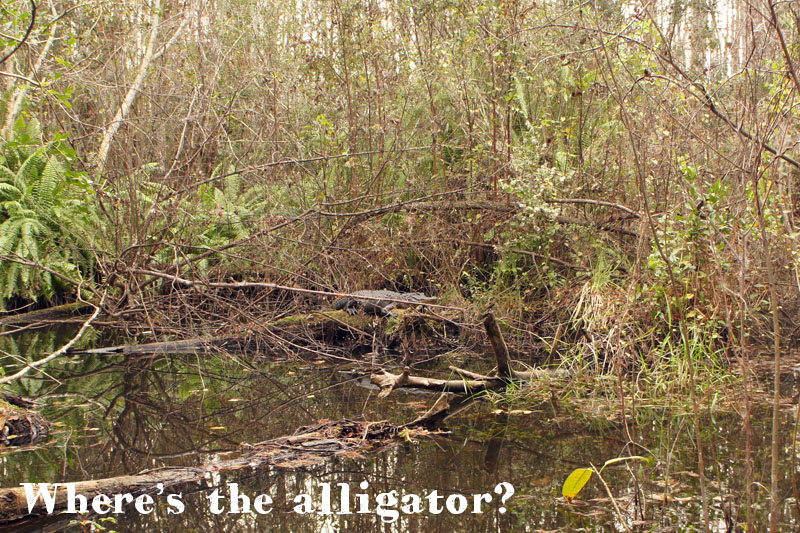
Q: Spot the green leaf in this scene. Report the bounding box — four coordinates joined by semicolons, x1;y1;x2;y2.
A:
601;455;649;469
562;468;592;502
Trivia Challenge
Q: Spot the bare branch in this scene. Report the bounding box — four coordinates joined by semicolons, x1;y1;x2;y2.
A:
0;0;36;66
0;290;105;385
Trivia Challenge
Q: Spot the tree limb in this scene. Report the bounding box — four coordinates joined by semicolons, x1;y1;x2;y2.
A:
0;290;104;385
0;0;36;66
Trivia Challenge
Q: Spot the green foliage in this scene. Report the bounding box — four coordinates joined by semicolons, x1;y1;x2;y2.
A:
562;456;649;503
642;161;741;335
470;151;567;292
193;166;272;257
137;162;275;272
0;118;97;308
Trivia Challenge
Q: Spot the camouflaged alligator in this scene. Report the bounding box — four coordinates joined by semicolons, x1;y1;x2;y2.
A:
332;290;436;317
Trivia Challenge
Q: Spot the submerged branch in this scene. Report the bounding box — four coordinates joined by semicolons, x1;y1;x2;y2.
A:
0;291;105;385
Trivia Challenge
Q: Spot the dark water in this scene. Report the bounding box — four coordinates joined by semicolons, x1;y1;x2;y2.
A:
1;326;799;531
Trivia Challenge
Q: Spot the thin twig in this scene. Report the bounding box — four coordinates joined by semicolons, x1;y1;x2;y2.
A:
0;290;105;385
0;0;36;66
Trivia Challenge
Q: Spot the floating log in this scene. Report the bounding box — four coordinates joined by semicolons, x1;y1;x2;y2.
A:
0;303;93;327
0;418;418;525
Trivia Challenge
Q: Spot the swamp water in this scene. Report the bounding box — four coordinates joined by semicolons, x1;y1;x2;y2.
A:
1;326;799;532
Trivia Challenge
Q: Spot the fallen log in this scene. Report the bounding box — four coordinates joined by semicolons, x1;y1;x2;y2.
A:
370;311;518;397
0;302;93;327
371;369;506;396
0;418;418;524
371;311;567;427
71;307;459;358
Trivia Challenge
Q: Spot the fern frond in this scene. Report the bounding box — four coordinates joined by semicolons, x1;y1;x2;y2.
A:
0;165;17;183
4;262;19;299
225;169;240;197
24;118;42;143
2;144;19;170
33;156;62;210
0;217;23;253
0;182;23;202
19;219;42;260
16;148;47;191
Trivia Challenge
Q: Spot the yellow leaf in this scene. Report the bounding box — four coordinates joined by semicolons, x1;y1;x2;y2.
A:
562;468;592;502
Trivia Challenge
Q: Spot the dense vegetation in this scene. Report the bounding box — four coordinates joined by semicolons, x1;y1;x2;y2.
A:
2;0;800;529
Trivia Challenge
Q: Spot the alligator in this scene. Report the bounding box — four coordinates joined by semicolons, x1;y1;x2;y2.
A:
332;290;437;317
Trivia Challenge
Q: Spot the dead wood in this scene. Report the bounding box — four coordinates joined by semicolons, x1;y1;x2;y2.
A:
72;307;459;359
405;394;478;429
131;269;462;313
482;312;512;379
0;393;38;410
370;311;569;427
370;311;515;396
0;418;414;524
371;369;504;395
0;303;93;327
554;215;640;237
0;297;103;386
0;401;50;447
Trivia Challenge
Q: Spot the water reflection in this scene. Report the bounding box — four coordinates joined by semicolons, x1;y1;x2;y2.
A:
1;326;799;530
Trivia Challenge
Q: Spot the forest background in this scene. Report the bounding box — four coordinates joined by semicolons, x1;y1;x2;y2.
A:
2;0;800;530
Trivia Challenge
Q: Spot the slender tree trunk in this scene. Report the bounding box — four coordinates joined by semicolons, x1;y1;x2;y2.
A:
1;1;58;138
754;173;784;532
94;0;190;175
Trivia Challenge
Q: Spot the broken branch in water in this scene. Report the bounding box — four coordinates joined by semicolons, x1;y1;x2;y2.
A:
370;311;565;427
0;291;105;385
0;418;421;524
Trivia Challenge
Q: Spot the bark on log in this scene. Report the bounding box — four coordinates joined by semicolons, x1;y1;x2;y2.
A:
482;312;512;379
0;303;92;327
371;370;505;395
0;419;410;524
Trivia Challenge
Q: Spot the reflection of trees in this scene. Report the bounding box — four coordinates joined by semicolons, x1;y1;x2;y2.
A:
4;324;799;529
0;325;77;397
482;412;508;473
23;353;390;477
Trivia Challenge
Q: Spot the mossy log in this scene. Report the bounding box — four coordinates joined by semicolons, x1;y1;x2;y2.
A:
0;302;93;327
73;308;460;358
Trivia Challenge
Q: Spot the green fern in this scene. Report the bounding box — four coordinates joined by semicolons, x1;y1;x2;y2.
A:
0;182;22;201
32;156;62;210
0;118;98;308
